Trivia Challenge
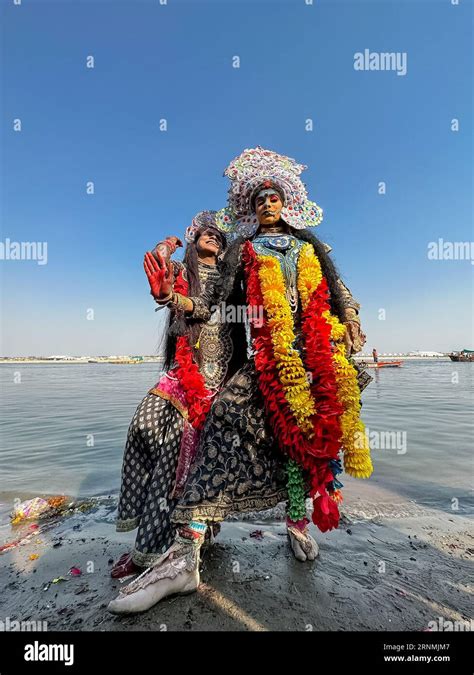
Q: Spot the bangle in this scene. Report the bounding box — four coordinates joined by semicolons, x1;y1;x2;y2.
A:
344;307;359;320
170;292;189;311
154;291;173;305
344;316;360;326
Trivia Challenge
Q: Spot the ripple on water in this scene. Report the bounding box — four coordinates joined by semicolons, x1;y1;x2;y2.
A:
0;361;472;517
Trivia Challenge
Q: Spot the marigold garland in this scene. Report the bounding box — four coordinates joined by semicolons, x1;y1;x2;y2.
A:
171;270;213;431
300;275;344;462
331;342;373;478
257;255;316;436
242;239;373;531
323;310;346;341
298;246;373;479
243;243;341;530
245;246;321;522
297;242;322;309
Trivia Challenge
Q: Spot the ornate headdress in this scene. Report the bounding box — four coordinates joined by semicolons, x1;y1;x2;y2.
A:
184;210;225;246
215;146;323;238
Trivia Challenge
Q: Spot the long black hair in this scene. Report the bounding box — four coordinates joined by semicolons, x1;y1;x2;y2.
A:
162;226;226;371
162;222;347;372
211;225;347;322
291;227;347;321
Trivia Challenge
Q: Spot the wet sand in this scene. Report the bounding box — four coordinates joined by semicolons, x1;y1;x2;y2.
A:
0;497;472;632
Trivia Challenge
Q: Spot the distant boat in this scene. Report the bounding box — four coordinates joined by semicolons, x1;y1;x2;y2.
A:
365;361;403;369
449;349;474;362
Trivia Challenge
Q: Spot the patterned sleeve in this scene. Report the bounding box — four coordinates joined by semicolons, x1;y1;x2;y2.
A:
337;279;361;316
187;296;212;321
322;241;361;318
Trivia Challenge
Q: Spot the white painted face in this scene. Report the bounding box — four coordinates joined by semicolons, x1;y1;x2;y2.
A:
254;188;283;226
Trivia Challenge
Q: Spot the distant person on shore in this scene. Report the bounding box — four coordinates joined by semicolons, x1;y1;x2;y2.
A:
372;348;378;363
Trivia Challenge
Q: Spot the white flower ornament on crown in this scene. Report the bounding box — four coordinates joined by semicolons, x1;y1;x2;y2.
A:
215;146;323;238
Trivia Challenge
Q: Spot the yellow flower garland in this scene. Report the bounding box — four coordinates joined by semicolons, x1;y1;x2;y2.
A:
323;310;346;341
257;255;316;436
296;245;372;477
256;242;373;479
326;317;373;479
296;243;322;310
332;343;373;477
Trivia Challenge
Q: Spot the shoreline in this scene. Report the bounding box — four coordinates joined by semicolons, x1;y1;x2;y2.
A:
0;359;164;365
0;356;455;364
0;496;471;632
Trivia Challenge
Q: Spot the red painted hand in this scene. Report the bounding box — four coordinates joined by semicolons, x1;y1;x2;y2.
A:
143;251;174;299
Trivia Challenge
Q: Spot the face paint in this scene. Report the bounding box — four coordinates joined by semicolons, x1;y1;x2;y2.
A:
255;189;280;204
254;188;284;226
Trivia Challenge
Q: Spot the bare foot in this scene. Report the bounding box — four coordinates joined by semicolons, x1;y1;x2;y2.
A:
203;522;221;548
287;526;319;562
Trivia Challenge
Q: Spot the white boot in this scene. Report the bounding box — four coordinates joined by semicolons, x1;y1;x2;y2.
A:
107;566;199;614
107;537;200;615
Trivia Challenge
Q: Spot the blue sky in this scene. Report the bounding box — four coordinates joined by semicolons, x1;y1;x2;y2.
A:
1;0;472;356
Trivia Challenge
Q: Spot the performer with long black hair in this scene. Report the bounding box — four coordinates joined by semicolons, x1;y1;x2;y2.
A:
108;148;373;614
111;212;232;578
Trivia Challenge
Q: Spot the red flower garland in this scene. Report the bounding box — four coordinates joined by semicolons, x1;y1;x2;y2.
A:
242;241;344;531
301;281;343;458
171;270;213;431
300;277;345;529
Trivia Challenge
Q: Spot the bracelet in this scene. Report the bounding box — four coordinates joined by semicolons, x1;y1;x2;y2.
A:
154;291;173;305
344;318;361;326
159;241;176;255
344;307;359;320
161;237;183;253
170;292;190;311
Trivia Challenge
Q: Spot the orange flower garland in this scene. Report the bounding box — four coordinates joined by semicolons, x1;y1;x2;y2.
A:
242;239;373;532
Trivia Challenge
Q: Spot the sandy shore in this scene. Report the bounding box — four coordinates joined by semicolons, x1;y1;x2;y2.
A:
0;494;472;632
